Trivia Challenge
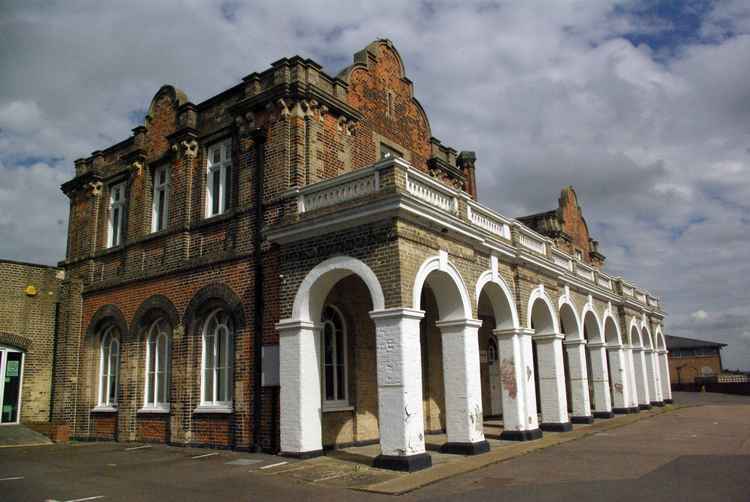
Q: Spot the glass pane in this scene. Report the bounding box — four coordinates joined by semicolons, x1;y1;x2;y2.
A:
2;352;23;423
112;207;120;245
109;371;117;404
218;366;227;402
324;327;333;365
223;166;231;212
204;367;214;402
325;364;334;401
217;329;226;369
335;329;344;369
212;170;221;214
336;364;345;400
213;147;220;164
157;191;165;230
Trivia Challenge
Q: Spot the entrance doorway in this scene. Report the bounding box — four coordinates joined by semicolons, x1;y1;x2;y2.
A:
0;345;24;424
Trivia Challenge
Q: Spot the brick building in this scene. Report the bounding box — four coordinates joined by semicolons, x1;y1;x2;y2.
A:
51;39;670;471
666;335;726;385
0;260;63;426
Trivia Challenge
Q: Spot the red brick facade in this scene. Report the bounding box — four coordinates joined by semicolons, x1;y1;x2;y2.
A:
53;39;477;451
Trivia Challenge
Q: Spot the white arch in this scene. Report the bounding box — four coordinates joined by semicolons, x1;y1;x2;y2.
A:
641;321;654;350
527;285;560;334
628;317;642;347
581;302;604;343
475;270;520;329
602;312;622;346
413;254;472;321
654;326;666;350
292;255;385;322
558;293;583;340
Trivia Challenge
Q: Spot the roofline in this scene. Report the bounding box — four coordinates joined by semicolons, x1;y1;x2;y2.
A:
0;258;62;270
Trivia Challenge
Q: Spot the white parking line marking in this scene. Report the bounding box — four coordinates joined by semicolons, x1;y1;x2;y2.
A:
125;445;151;451
259;461;288;470
65;497;105;502
0;476;24;481
191;452;219;459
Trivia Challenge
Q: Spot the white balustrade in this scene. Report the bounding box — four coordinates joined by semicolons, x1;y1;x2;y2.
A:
518;231;547;255
467;205;511;240
300;172;379;213
551;251;573;271
575;264;594;281
596;274;612;290
406;173;458;213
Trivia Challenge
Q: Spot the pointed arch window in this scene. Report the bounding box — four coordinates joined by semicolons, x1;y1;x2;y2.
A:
200;309;233;408
321;305;348;407
97;326;120;408
143;318;171;411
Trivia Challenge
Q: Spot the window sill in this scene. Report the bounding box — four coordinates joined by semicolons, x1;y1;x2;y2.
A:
193;404;233;415
194;209;236;230
137;405;171;414
91;406;118;413
322;404;354;413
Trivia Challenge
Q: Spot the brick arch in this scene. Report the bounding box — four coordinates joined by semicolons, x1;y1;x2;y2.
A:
86;304;128;339
0;332;32;351
183;283;246;331
131;294;180;332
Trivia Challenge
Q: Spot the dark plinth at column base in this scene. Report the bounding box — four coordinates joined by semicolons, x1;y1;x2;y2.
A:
540;422;573;432
440;440;490;455
279;449;324;460
652;401;665;407
639;404;652;410
613;407;639;414
499;428;543;441
571;415;594;424
593;411;615;419
664;399;673;404
373;452;432;472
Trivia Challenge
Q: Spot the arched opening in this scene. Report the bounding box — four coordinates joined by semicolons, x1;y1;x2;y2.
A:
558;303;580;415
631;325;650;407
642;326;661;404
529;290;569;430
603;315;629;412
0;344;25;424
582;309;612;417
280;256;384;457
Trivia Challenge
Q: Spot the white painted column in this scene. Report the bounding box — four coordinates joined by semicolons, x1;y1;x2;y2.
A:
436;319;489;454
649;350;664;404
606;344;632;413
494;328;541;440
659;350;673;403
563;338;592;423
644;349;659;405
278;319;323;457
587;341;614;418
624;346;640;409
633;347;651;408
534;333;571;431
369;308;432;471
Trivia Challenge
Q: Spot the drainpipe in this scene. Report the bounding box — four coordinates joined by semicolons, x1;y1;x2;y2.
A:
49;300;61;423
251;127;267;453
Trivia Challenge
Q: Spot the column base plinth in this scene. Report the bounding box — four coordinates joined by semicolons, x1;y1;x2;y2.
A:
571;415;594;424
593;411;615;419
540;422;572;432
499;429;543;441
613;407;639;414
638;404;652;410
280;449;324;460
652;401;665;407
440;440;490;455
664;399;673;404
373;452;432;472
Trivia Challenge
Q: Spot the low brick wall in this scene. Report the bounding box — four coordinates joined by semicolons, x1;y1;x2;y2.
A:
672;382;750;396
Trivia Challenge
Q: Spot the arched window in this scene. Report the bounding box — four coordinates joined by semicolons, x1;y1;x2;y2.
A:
321;306;347;406
144;318;170;410
98;326;120;407
201;309;233;407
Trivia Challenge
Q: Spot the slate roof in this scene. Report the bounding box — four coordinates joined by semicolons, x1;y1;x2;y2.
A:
665;335;727;350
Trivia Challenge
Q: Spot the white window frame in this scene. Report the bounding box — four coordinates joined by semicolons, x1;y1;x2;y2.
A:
107;181;126;247
151;165;170;233
96;326;120;409
321;305;348;409
199;309;233;410
141;318;170;412
205;139;232;218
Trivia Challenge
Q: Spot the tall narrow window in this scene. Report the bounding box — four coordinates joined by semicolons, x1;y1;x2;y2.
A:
98;326;120;407
201;309;233;407
151;166;170;232
108;182;126;247
206;140;231;218
144;318;170;410
321;306;347;406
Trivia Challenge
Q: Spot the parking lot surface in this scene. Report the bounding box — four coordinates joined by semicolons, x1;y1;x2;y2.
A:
1;392;748;501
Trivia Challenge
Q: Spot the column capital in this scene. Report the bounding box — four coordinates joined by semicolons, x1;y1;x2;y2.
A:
657;349;668;355
492;327;534;338
587;341;608;349
276;319;319;334
533;332;565;342
606;343;625;351
435;318;483;330
369;308;425;321
563;337;586;347
631;346;643;353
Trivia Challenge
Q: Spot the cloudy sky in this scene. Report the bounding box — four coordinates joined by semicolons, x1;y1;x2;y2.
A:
1;0;749;369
